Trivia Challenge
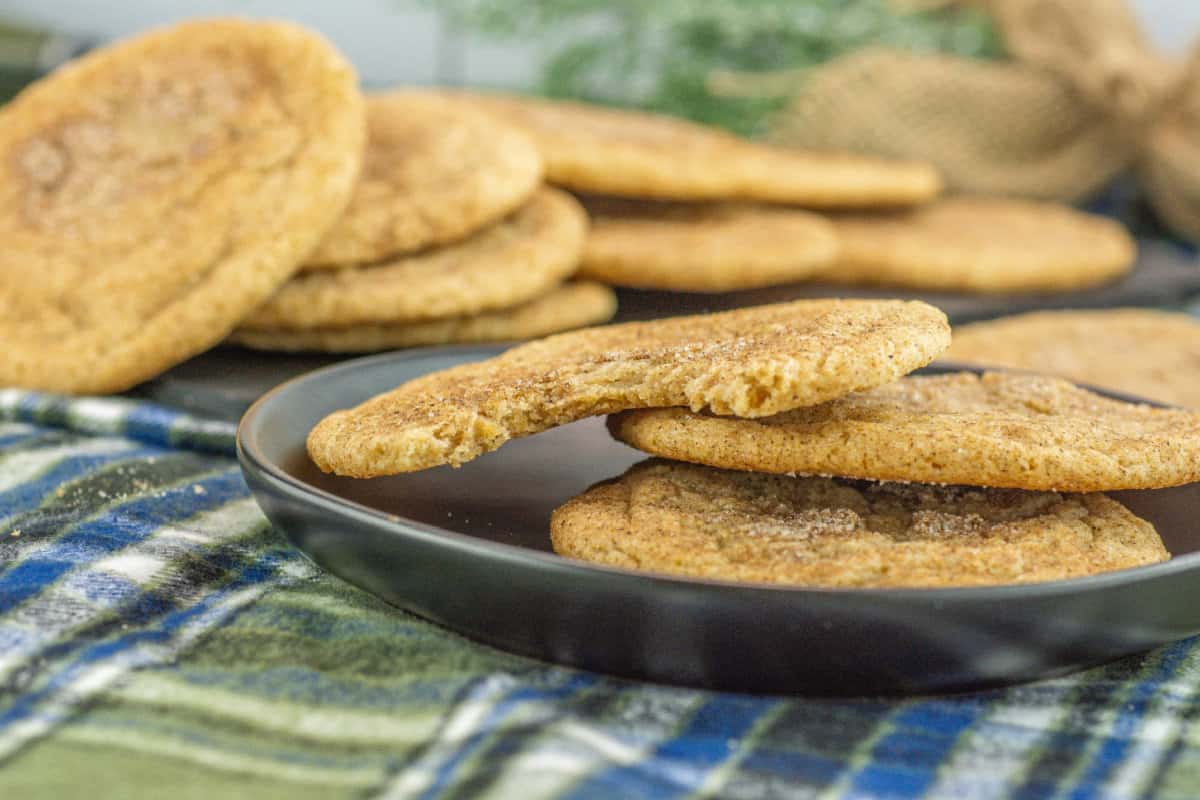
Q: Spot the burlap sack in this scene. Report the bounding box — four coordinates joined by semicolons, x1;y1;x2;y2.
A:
722;0;1200;241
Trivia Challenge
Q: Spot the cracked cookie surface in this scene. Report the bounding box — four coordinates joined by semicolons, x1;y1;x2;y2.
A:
550;460;1167;588
452;92;941;206
0;18;365;393
231;281;615;352
611;371;1200;491
305;91;541;268
242;188;586;330
306;298;949;476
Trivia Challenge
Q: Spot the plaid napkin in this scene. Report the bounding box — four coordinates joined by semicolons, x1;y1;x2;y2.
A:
0;389;1199;799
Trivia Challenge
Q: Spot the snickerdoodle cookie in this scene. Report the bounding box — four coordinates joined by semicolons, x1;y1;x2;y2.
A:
579;200;838;292
947;308;1200;407
611;371;1200;491
454;92;941;206
304;91;541;268
0;18;365;393
820;197;1135;293
231;282;615;352
307;299;949;476
242;188;586;331
550;460;1167;587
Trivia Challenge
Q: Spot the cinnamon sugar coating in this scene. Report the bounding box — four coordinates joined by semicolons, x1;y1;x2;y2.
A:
612;371;1200;492
550;460;1168;588
579;199;838;292
231;282;615;352
243;188;586;330
450;92;941;206
0;18;365;393
821;197;1134;293
307;298;949;476
304;91;541;268
948;308;1200;408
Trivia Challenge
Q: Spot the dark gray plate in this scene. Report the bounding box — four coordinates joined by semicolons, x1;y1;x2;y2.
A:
237;347;1200;696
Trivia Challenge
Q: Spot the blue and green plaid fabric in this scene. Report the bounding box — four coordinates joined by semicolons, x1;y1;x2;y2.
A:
1;388;1200;799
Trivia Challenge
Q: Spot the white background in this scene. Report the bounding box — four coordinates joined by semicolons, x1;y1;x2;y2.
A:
2;0;1195;88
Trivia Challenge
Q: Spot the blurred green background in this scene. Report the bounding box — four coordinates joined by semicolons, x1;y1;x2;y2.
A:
433;0;1001;136
1;2;1000;137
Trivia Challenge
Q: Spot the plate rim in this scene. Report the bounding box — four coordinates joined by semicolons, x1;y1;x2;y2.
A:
237;345;1200;600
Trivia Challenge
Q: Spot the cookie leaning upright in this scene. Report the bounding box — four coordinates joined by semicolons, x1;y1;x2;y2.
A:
307;299;950;476
0;19;365;394
304;91;542;269
453;92;941;207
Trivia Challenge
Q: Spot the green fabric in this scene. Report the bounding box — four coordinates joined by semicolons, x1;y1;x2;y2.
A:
4;738;343;800
7;569;1200;798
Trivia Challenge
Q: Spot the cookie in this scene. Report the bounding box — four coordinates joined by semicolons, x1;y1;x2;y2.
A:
241;188;586;331
820;197;1135;293
947;309;1200;408
0;19;365;394
307;298;950;476
453;92;941;206
231;282;616;352
550;460;1167;588
611;371;1200;492
578;199;838;292
304;91;541;269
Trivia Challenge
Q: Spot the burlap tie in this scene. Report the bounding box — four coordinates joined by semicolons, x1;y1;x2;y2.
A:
723;0;1200;241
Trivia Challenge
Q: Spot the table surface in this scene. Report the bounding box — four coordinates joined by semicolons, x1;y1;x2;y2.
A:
2;389;1199;799
5;243;1200;797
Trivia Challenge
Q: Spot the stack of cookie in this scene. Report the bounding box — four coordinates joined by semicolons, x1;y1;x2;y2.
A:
0;19;619;395
307;299;1200;589
231;91;617;354
452;92;1136;296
